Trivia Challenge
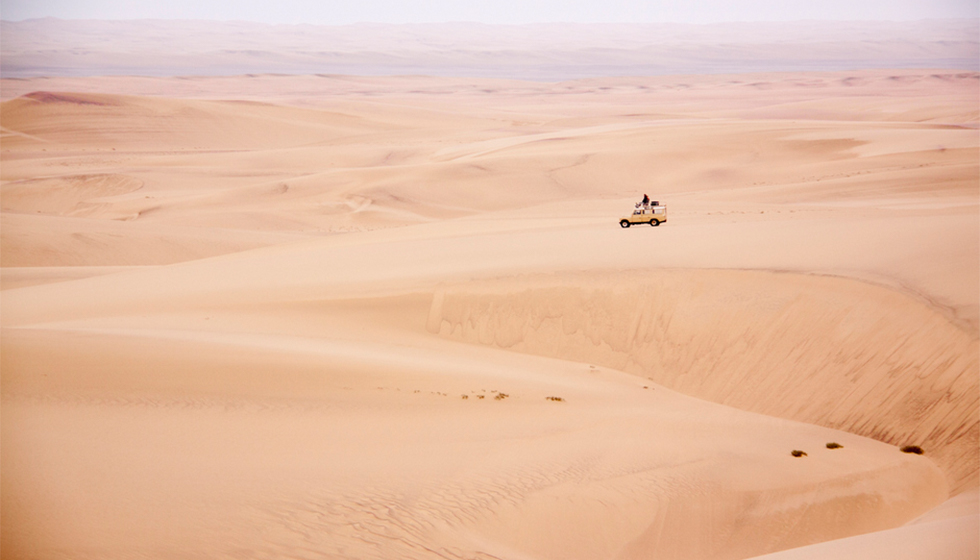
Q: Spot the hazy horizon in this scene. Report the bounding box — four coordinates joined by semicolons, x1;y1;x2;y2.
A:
1;18;977;80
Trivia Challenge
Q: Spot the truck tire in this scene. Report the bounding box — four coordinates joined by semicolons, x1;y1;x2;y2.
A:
620;220;631;228
650;219;660;226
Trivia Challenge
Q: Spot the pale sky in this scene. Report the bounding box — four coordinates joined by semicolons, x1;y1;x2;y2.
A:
2;0;978;24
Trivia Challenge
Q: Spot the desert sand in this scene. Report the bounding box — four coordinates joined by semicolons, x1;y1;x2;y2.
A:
1;69;978;559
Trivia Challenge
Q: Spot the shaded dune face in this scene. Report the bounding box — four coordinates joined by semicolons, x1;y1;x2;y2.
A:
20;91;121;106
0;91;381;151
429;270;979;492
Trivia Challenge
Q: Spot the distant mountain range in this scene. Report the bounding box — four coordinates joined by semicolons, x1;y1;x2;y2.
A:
2;18;977;79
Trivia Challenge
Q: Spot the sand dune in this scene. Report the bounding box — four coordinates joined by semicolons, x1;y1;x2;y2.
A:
746;490;979;560
1;69;977;559
0;91;387;150
430;270;978;490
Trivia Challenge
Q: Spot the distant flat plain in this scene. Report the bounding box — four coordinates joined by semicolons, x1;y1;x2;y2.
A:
1;19;978;79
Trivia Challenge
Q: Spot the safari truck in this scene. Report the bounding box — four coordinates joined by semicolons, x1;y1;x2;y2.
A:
620;204;667;228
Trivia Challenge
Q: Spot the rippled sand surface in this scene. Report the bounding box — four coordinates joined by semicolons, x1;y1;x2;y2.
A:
2;68;977;559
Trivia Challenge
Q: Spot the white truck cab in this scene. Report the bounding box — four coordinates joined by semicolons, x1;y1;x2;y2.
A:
620;204;667;228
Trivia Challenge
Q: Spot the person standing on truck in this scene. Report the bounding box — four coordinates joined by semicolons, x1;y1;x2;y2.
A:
642;194;650;208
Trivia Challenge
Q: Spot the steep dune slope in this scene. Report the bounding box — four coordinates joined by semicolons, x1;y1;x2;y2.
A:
428;270;979;491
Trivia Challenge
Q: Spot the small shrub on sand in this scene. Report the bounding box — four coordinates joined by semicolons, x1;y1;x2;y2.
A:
546;396;564;402
494;393;509;400
477;395;485;399
826;442;843;449
901;445;924;455
461;395;468;399
791;450;807;457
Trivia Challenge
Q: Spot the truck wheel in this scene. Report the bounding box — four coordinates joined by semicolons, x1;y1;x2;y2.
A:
650;219;660;226
620;220;630;228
